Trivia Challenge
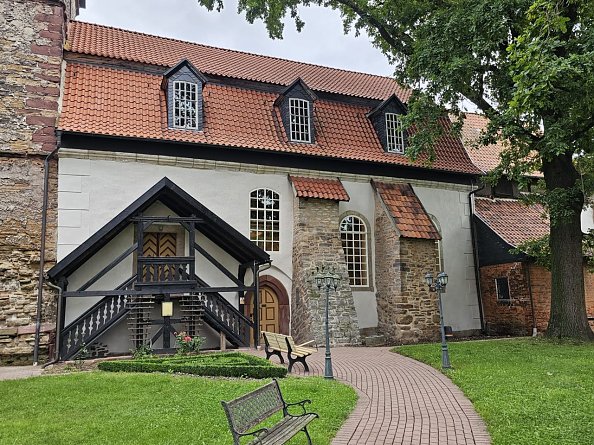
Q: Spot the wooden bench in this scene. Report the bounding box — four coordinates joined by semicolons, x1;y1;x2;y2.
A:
221;379;318;445
262;331;316;373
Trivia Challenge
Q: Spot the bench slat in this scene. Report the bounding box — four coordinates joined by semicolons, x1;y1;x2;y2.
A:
246;414;317;445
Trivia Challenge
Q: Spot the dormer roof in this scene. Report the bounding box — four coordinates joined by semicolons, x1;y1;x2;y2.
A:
367;94;407;119
160;59;207;90
274;78;318;106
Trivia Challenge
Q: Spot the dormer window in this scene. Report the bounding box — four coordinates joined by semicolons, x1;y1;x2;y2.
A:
289;98;311;142
162;59;207;131
173;81;198;129
367;94;408;154
385;113;405;153
275;78;317;144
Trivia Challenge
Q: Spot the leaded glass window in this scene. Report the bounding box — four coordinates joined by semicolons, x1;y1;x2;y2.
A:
289;98;311;143
340;215;369;287
250;189;280;252
385;113;405;153
173;81;198;129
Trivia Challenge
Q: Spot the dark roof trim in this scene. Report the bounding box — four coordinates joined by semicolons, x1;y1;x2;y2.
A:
274;77;318;106
48;177;269;280
366;94;407;118
59;132;479;184
161;59;208;90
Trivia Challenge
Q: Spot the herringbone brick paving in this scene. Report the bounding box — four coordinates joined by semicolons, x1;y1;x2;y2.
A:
254;346;490;444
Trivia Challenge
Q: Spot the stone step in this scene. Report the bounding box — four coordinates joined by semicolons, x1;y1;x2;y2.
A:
361;334;386;347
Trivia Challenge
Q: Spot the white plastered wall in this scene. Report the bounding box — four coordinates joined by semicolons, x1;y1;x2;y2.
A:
58;151;482;339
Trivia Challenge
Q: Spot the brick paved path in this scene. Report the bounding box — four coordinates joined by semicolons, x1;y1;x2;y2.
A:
257;346;490;445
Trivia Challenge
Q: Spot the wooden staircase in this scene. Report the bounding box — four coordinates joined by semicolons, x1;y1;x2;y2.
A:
59;277;253;360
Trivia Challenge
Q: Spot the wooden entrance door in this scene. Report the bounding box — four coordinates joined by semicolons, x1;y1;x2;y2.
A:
142;232;177;280
259;286;280;333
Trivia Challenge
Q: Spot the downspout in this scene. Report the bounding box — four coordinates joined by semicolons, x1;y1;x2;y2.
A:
41;280;63;368
468;180;486;332
524;261;538;336
33;136;61;366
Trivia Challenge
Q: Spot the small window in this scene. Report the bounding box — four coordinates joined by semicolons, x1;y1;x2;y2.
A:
289;98;311;143
173;81;198;129
340;215;369;287
495;277;511;301
250;189;280;252
385;113;405;153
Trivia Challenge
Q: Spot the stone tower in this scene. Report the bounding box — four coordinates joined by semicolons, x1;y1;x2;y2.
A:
0;0;82;364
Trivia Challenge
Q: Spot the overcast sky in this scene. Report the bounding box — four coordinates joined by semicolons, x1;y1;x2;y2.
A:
78;0;395;77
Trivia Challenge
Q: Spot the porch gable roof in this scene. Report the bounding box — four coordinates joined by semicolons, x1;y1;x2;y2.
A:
48;177;270;280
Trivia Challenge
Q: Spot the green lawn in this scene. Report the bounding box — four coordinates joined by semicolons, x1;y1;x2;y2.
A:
395;338;594;445
0;373;357;445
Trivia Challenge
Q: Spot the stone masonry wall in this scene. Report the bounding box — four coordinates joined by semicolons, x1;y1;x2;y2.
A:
0;0;76;364
291;197;360;346
374;197;440;344
480;262;594;335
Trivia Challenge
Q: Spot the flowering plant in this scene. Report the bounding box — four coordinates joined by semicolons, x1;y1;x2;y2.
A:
174;331;204;355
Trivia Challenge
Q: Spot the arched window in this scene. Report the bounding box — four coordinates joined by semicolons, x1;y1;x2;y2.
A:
340;215;369;287
250;188;280;252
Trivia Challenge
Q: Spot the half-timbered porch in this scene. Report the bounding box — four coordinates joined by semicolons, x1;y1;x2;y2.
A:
47;178;270;360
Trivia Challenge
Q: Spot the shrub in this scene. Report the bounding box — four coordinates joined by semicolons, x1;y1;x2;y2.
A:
174;331;204;355
98;352;287;379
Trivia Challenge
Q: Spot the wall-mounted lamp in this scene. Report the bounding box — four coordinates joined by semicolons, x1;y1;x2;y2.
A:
161;301;173;317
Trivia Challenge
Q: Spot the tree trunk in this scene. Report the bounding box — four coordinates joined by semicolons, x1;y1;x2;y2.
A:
543;153;594;340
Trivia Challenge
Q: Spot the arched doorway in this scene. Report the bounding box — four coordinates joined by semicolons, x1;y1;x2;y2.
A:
244;275;289;336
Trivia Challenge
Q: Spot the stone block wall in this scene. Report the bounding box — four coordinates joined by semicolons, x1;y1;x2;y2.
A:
0;0;76;363
374;197;440;344
480;262;594;335
291;196;360;346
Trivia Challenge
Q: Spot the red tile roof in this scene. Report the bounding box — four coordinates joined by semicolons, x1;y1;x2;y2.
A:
58;63;480;174
67;21;411;102
474;197;549;247
460;113;505;174
373;182;441;240
289;176;350;201
460;112;542;177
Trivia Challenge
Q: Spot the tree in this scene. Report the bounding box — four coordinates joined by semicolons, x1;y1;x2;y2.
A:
198;0;594;339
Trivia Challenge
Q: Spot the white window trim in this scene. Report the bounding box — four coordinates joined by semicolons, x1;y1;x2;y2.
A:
385;112;405;154
249;188;281;253
288;98;311;143
495;277;511;301
340;215;370;287
173;80;199;130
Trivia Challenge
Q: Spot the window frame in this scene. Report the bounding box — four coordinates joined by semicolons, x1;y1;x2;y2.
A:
288;98;312;143
172;80;199;130
495;277;511;301
339;214;372;289
249;188;281;252
385;112;405;154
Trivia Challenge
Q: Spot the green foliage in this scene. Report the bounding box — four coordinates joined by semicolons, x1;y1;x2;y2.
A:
98;352;288;379
74;343;89;371
131;343;154;359
0;374;357;445
173;331;204;355
394;339;594;445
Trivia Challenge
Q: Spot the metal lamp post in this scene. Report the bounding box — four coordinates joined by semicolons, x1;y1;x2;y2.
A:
314;266;340;379
424;271;451;369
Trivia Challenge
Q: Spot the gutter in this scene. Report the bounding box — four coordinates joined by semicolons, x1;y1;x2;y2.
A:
33;135;61;366
41;280;64;368
468;180;486;332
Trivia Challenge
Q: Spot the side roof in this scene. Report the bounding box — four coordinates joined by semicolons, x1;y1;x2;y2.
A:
48;177;270;280
67;21;411;102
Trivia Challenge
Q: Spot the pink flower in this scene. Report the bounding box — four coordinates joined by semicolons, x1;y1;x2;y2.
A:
184;336;191;342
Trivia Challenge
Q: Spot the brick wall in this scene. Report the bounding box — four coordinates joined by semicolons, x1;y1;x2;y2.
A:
291;196;360;346
480;262;594;335
0;0;75;363
374;196;440;343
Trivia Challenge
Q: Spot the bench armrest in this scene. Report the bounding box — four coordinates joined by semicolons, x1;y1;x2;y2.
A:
284;399;312;417
298;339;317;349
237;427;269;444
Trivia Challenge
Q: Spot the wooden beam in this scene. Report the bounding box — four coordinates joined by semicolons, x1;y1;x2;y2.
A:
77;243;138;292
220;332;227;351
193;242;244;286
63;285;256;298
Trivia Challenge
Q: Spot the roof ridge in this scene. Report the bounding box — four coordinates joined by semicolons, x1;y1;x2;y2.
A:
70;20;398;81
